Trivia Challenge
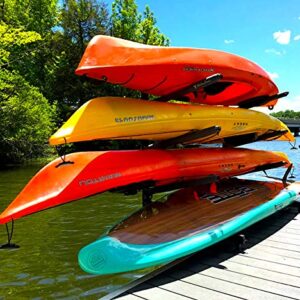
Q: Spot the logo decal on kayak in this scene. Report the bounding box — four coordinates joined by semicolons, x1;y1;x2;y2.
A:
79;173;122;186
232;122;248;131
115;115;155;123
183;66;215;73
219;163;234;173
199;186;256;204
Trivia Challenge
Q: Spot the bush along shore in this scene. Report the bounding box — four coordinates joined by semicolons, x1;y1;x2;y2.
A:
0;0;169;166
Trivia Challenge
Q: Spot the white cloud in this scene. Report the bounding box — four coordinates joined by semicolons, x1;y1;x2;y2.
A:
273;30;291;45
294;35;300;41
265;48;283;55
224;39;234;44
272;96;300;112
252;95;300;113
267;72;279;80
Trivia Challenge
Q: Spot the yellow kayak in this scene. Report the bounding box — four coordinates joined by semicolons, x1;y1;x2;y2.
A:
49;97;294;146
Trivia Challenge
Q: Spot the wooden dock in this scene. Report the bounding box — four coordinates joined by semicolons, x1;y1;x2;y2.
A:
103;205;300;300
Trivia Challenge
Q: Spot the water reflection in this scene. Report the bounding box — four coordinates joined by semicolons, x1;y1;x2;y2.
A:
0;165;143;298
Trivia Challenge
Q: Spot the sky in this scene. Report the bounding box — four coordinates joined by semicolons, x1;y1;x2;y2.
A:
125;0;300;112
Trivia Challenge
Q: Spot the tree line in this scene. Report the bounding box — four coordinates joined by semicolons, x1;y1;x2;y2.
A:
2;0;298;165
0;0;169;164
270;110;300;120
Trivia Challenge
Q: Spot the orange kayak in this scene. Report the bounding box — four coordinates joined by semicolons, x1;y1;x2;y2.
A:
0;148;290;224
76;35;283;108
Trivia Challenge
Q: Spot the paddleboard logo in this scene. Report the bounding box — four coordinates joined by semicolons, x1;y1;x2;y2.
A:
79;173;122;186
200;186;256;204
115;115;155;123
183;66;215;73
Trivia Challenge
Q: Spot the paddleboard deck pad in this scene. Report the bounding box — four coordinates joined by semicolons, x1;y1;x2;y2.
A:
79;178;300;275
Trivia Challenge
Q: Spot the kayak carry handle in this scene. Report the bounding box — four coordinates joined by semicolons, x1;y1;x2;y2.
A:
151;126;221;149
155;73;223;102
253;161;288;173
239;91;289;109
256;129;288;142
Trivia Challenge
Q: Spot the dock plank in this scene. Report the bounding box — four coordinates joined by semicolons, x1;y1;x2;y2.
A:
131;282;193;300
238;249;300;268
148;274;238;300
184;263;300;299
200;257;300;288
246;243;300;260
250;234;300;245
248;238;300;252
248;230;300;241
117;294;145;300
217;253;300;277
168;269;289;300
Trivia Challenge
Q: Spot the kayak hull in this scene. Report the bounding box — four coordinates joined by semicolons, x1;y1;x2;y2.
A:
49;97;294;146
76;35;279;108
0;149;291;224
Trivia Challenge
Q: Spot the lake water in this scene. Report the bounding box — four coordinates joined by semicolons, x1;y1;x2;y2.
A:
0;139;299;299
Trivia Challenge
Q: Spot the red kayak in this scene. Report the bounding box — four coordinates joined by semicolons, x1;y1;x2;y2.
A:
75;35;286;108
0;148;290;224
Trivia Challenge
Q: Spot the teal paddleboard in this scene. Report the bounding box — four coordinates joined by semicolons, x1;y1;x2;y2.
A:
78;178;300;275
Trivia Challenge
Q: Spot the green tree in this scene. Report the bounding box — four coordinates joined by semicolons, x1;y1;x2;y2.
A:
61;0;109;54
0;0;58;35
107;0;170;100
111;0;140;40
0;0;171;163
138;5;169;46
111;0;169;46
271;110;300;119
0;22;56;164
38;0;169;119
46;0;110;116
0;0;59;100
